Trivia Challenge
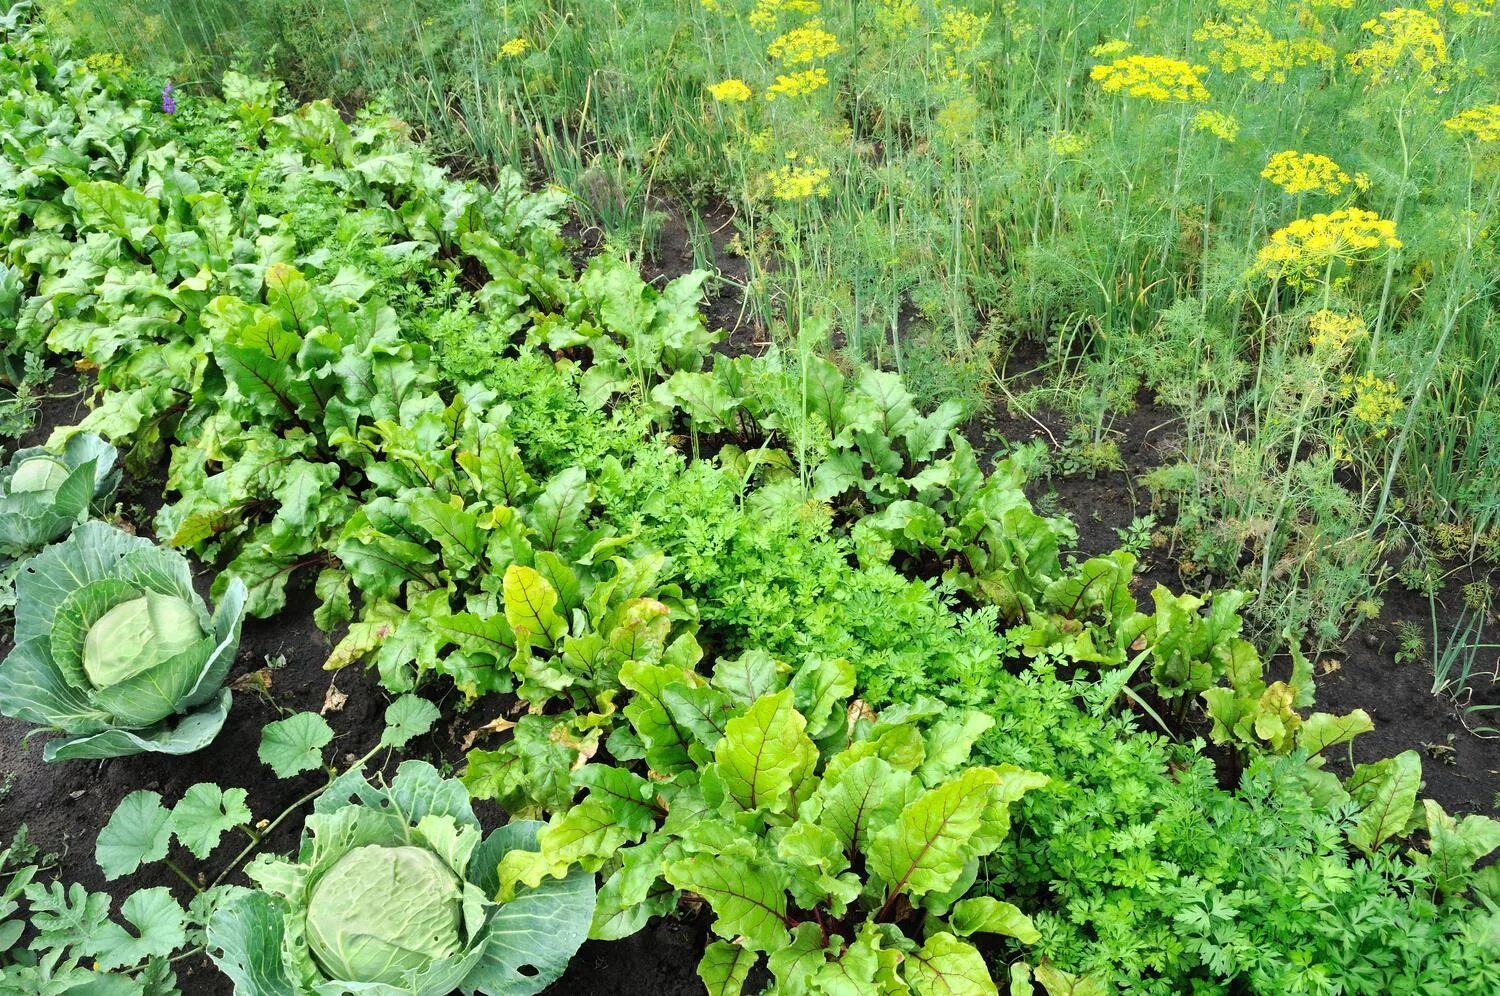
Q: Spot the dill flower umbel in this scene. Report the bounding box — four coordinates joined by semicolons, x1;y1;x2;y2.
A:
1341;371;1404;436
1254;208;1402;288
767;21;839;64
939;8;987;53
749;0;821;33
1346;8;1447;84
936;96;981;148
933;8;989;81
1261;151;1352;195
1307;310;1366;352
766;153;832;200
1193;15;1332;84
1424;0;1496;18
1090;54;1211;102
1192;109;1240;141
1089;39;1131;59
1047;131;1087;156
875;0;920;35
1444;104;1500;143
708;78;753;103
499;37;530;58
766;67;829;100
83;52;130;78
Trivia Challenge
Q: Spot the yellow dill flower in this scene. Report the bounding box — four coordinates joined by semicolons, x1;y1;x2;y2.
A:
1343;371;1405;435
708;78;753;102
1090;54;1211;102
1347;8;1448;84
1262;150;1352;195
1307;310;1366;352
1192;109;1240;141
749;0;821;33
940;8;987;52
766;153;833;200
1354;171;1372;191
1423;0;1496;18
767;21;840;64
1254;208;1402;288
1218;0;1354;10
875;0;921;35
1089;39;1132;59
700;0;720;9
937;96;981;148
1047;131;1087;156
1194;15;1332;84
746;129;775;154
499;37;530;58
84;52;131;78
931;8;989;81
1444;104;1500;142
766;67;829;100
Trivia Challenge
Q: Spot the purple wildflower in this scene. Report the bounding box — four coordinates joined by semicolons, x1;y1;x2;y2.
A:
161;80;176;115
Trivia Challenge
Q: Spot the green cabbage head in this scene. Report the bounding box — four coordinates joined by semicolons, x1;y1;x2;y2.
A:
0;431;119;553
84;592;206;690
0;521;246;760
306;845;465;984
0;432;120;608
208;761;595;996
8;454;71;494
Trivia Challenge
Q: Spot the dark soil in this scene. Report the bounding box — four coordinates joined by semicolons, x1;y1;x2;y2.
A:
550;908;723;995
563;192;768;361
1319;578;1500;815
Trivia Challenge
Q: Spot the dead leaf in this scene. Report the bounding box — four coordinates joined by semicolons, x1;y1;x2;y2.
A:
550;726;601;770
460;716;518;752
846;698;876;737
320;682;348;716
231;669;273;695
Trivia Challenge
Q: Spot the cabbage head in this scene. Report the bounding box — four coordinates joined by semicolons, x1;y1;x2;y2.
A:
0;521;246;760
306;845;465;984
0;432;119;606
208;761;595;996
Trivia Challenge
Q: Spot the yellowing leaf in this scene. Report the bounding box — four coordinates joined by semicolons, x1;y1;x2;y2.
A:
503;564;567;649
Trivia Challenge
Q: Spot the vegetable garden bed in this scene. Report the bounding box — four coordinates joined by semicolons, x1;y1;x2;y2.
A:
3;4;1500;994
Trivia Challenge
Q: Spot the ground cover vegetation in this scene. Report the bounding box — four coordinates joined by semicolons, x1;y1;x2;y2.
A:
50;0;1500;662
0;2;1498;994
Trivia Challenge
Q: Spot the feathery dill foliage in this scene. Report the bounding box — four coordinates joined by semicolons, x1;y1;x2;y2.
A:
52;0;1500;645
